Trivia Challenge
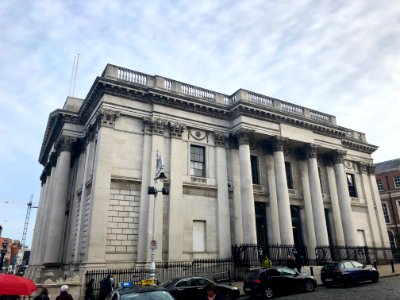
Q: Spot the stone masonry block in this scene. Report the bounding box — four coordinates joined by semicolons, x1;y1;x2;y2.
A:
116;246;127;252
117;234;127;240
117;223;129;228
111;228;123;234
118;211;129;217
106;246;116;252
123;217;134;223
112;217;123;222
111;240;122;246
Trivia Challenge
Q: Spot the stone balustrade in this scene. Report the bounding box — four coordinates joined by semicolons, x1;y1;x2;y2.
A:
102;64;369;142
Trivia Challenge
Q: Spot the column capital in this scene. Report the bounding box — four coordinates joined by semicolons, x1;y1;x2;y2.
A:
332;149;347;164
83;124;97;146
214;131;229;147
272;136;288;152
55;136;75;153
367;164;376;175
169;122;186;139
358;162;368;174
143;118;167;135
306;144;320;159
40;171;47;185
95;108;120;128
234;129;253;145
49;152;58;167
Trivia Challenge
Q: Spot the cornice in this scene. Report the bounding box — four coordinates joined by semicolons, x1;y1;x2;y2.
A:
341;139;378;154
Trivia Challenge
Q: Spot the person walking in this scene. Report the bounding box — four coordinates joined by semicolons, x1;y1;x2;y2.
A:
56;285;73;300
286;255;296;270
262;255;272;268
34;288;50;300
85;279;94;300
295;254;304;273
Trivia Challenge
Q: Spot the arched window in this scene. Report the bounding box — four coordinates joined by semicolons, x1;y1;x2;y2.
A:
388;231;396;248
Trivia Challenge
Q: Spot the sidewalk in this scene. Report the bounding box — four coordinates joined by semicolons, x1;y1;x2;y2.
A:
231;263;400;296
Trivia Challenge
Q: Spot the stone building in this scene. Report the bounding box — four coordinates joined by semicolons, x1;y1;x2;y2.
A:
28;64;389;281
375;159;400;248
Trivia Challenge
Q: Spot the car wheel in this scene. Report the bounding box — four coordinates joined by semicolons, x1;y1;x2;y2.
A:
264;287;274;299
304;279;315;292
371;275;379;283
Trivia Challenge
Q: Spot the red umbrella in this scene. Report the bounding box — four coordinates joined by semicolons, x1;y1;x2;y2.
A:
0;274;37;296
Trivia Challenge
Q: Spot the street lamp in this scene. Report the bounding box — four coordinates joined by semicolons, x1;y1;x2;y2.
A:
147;150;169;282
0;239;8;271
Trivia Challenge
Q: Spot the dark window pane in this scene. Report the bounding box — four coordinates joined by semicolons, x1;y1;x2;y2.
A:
285;162;293;189
251;155;259;184
190;145;205;177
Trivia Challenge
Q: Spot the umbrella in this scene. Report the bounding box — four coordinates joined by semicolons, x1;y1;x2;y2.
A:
0;274;37;295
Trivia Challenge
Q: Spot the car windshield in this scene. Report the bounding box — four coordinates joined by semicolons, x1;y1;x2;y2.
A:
322;263;337;270
121;291;174;300
245;271;261;280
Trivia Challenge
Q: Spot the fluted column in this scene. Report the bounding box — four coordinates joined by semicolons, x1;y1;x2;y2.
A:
333;150;357;246
273;137;293;245
358;163;381;247
230;142;243;245
167;122;186;261
298;159;316;258
237;130;257;244
44;137;74;265
86;109;119;265
306;145;329;246
214;132;232;257
324;159;345;246
368;165;391;247
264;150;281;245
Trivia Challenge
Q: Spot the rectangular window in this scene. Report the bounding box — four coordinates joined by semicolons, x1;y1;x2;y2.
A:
346;173;357;197
193;220;206;252
382;202;390;224
285;162;293;189
190;145;205;177
376;179;384;192
394;176;400;189
251;155;260;184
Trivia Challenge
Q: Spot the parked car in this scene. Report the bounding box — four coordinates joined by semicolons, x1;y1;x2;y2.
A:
321;260;379;287
106;285;176;300
243;266;317;298
160;276;240;300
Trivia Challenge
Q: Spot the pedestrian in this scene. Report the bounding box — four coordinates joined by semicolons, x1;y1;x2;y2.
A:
286;255;296;270
262;255;272;268
199;282;223;300
56;285;73;300
85;279;94;300
34;288;50;300
99;275;112;300
295;254;304;273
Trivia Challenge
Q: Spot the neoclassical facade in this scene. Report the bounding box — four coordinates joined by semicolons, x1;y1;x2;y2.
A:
29;64;389;278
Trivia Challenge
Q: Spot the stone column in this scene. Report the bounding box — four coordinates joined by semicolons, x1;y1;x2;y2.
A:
306;144;329;246
44;137;74;265
214;132;232;257
37;155;57;265
230;143;244;245
264;148;281;245
167;122;186;261
237;130;257;244
86;109;119;265
333;150;357;246
324;159;345;246
298;159;316;258
30;171;47;265
368;165;391;248
273;137;293;245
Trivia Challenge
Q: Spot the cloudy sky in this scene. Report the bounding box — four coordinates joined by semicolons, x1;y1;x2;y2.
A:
1;0;399;247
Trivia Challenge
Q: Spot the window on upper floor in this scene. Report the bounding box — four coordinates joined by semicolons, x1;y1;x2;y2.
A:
394;176;400;189
376;179;384;192
346;173;357;197
251;155;260;184
388;231;396;248
382;202;391;224
285;161;293;189
190;145;205;177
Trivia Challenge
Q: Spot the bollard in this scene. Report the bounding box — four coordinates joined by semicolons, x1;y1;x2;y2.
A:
391;260;395;273
310;266;314;276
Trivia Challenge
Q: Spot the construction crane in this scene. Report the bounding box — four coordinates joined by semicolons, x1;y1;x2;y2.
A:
21;195;38;247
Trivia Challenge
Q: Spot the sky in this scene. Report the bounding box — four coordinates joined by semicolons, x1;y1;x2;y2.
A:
1;0;399;248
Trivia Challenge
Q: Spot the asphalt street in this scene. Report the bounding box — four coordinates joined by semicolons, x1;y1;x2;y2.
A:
240;276;400;299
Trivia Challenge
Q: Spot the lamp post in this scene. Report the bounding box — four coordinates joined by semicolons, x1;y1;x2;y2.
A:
147;150;169;282
0;239;8;271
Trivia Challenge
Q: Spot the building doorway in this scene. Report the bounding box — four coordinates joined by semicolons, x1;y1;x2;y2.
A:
291;205;303;248
255;202;268;247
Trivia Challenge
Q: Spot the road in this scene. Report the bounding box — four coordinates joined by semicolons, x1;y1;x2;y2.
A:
241;276;400;299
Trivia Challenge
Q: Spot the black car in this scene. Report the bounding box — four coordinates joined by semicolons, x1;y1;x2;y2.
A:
243;266;317;298
106;285;175;300
160;276;240;300
321;260;379;287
